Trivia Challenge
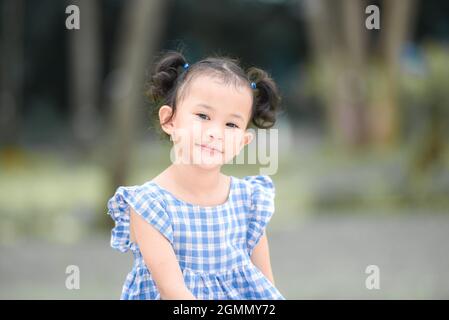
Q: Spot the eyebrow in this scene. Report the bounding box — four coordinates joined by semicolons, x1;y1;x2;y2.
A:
195;103;245;121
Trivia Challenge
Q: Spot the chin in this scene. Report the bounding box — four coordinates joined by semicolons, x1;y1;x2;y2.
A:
193;163;223;171
192;155;224;168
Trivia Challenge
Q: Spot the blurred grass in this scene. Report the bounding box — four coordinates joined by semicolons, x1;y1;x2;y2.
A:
1;133;448;245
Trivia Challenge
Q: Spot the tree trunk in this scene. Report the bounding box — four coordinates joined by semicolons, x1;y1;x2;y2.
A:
368;0;417;148
303;0;417;149
0;0;24;149
68;0;101;153
99;0;167;229
108;0;167;186
303;0;369;147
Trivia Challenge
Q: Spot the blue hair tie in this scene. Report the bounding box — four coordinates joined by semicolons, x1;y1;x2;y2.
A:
183;63;190;70
250;82;257;89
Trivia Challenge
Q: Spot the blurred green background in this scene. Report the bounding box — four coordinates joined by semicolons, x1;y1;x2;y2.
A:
1;0;448;299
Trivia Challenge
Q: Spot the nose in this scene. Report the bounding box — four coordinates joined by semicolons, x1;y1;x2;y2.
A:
205;125;224;141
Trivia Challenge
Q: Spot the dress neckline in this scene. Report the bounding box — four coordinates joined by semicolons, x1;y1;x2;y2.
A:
148;175;235;210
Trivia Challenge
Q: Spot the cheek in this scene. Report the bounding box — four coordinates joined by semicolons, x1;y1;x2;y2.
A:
173;117;202;143
223;131;244;152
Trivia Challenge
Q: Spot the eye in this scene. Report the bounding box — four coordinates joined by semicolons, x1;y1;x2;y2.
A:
226;123;239;128
196;113;209;120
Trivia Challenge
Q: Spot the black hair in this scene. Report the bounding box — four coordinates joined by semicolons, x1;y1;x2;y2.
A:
145;50;282;139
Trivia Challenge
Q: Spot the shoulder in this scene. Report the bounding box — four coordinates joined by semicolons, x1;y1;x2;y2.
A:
106;180;174;251
107;180;167;219
238;175;275;209
239;176;276;256
240;175;275;196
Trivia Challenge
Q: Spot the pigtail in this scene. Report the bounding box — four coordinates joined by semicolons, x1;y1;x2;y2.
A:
246;67;282;129
145;50;188;105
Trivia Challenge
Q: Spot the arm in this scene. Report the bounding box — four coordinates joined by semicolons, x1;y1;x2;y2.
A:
129;207;196;300
250;231;275;285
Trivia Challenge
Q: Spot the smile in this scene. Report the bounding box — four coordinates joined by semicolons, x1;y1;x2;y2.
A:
196;144;223;154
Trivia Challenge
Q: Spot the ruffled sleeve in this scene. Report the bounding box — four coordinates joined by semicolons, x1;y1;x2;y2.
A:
244;175;276;257
106;184;174;253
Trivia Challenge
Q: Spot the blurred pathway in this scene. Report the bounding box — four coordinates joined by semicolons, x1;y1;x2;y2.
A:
1;213;448;299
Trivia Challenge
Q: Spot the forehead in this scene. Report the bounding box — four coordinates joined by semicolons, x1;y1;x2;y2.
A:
179;74;253;118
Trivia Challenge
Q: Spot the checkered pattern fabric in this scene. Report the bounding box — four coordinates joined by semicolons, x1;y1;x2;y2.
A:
107;175;285;300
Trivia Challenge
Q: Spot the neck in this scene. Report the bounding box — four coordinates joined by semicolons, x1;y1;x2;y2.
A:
168;163;224;196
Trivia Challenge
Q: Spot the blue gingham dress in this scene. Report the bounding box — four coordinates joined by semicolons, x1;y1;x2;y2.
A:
106;174;285;300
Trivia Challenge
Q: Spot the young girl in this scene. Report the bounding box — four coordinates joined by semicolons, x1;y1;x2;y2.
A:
107;50;285;300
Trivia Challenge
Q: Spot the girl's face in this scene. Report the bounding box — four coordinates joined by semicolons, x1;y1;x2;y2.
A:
159;74;254;169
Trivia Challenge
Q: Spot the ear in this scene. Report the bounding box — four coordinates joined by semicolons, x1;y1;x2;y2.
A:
242;130;254;147
158;105;175;135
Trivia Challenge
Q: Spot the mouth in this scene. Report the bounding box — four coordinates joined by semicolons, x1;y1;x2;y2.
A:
196;144;223;154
